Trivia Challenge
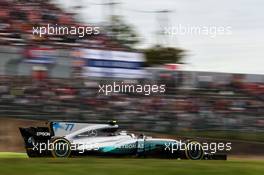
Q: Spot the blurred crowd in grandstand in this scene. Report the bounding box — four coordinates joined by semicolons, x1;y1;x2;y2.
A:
0;0;126;50
0;75;263;133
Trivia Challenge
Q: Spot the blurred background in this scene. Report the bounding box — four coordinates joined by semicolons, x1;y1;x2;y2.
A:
0;0;263;156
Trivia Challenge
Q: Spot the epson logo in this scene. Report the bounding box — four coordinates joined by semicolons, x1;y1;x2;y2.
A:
36;132;50;136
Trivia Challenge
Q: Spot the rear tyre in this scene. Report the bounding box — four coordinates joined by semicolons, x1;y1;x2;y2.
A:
51;138;71;158
185;141;204;160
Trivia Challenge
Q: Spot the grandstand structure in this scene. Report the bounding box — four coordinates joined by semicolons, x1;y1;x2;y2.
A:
0;0;135;78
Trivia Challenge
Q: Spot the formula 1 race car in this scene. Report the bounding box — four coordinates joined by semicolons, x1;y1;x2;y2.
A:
20;121;227;160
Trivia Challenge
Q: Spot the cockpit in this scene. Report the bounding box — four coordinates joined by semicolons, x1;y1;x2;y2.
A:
73;126;140;139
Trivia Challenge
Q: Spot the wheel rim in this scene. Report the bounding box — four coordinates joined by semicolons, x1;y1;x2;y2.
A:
185;141;204;160
51;138;71;158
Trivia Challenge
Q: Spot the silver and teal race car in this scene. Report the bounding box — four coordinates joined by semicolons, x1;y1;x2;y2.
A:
20;121;227;160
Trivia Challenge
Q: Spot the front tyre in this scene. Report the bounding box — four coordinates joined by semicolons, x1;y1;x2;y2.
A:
185;141;204;160
51;138;71;158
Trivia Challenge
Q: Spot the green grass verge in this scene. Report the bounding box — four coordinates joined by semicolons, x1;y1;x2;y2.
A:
0;153;263;175
0;152;28;158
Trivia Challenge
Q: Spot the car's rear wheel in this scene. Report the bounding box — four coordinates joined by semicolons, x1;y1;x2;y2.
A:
51;138;71;158
185;141;204;160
